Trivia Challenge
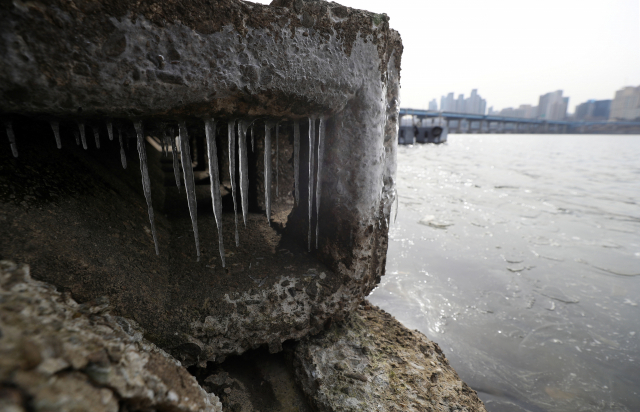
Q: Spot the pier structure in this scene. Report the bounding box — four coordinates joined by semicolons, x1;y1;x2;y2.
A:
400;109;640;134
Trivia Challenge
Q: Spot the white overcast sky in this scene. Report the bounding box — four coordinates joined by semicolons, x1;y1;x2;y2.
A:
251;0;640;113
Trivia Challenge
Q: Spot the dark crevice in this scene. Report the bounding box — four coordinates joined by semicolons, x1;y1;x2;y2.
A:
188;343;312;412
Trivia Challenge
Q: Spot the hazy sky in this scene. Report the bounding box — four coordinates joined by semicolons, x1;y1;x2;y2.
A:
251;0;640;113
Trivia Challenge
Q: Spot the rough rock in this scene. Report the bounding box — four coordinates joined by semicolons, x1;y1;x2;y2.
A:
291;301;487;412
0;0;401;364
0;260;222;412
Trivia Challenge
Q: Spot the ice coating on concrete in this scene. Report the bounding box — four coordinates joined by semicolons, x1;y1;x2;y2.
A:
0;0;403;363
308;116;316;251
316;116;326;249
205;118;225;267
179;122;201;260
133;120;159;255
228;120;239;246
50;121;61;149
294;120;300;205
238;119;250;226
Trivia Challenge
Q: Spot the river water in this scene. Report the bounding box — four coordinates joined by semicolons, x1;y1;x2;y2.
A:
368;134;640;412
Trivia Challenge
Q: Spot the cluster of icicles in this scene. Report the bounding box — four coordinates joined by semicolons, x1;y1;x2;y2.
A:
4;117;327;267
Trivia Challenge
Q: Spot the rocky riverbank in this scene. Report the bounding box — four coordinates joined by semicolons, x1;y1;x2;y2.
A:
0;260;485;412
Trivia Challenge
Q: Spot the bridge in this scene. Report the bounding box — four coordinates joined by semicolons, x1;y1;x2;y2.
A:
399;108;640;134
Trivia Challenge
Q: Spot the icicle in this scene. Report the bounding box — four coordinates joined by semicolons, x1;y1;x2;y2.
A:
264;121;273;223
169;128;181;192
118;128;127;169
93;126;100;149
205;118;225;268
294;120;300;204
251;124;255;152
133;120;160;256
238;119;250;226
78;123;87;150
5;121;18;158
107;122;114;141
74;130;80;146
50;121;61;149
179;122;201;260
163;135;170;157
228;119;239;246
308;116;316;251
316;116;326;249
275;121;279;198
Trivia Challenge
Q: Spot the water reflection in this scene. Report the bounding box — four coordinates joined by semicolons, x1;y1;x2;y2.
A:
369;135;640;412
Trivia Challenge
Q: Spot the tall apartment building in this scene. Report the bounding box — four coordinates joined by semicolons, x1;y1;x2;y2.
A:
439;89;487;115
440;93;455;112
610;86;640;121
456;94;465;112
575;99;611;120
428;99;438;111
537;90;568;120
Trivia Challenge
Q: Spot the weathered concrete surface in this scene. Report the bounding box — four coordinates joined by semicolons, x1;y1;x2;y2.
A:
291;301;487;412
0;0;400;364
0;260;222;412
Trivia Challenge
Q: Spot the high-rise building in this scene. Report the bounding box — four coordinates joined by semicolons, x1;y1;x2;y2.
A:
440;93;455;111
439;90;487;114
428;99;438;111
537;90;568;120
456;94;465;112
575;99;611;120
610;86;640;121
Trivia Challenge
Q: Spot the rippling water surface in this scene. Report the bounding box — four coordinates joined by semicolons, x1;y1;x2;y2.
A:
369;134;640;412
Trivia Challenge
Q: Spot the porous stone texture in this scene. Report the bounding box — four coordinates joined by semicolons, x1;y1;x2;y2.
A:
0;260;222;412
0;0;401;365
291;301;487;412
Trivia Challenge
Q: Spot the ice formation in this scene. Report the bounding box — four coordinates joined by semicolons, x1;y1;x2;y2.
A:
316;116;326;249
308;116;316;251
205;118;225;267
74;130;80;146
93;126;100;149
5;121;18;158
107;122;114;141
238;119;250;226
294;120;300;204
275;122;279;198
250;124;255;152
228;120;239;246
50;121;61;149
264;121;273;223
118;127;127;169
168;128;180;192
179;122;201;260
133;120;159;256
78;122;87;150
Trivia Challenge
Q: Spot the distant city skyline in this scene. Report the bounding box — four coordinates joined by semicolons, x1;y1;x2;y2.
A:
251;0;640;113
